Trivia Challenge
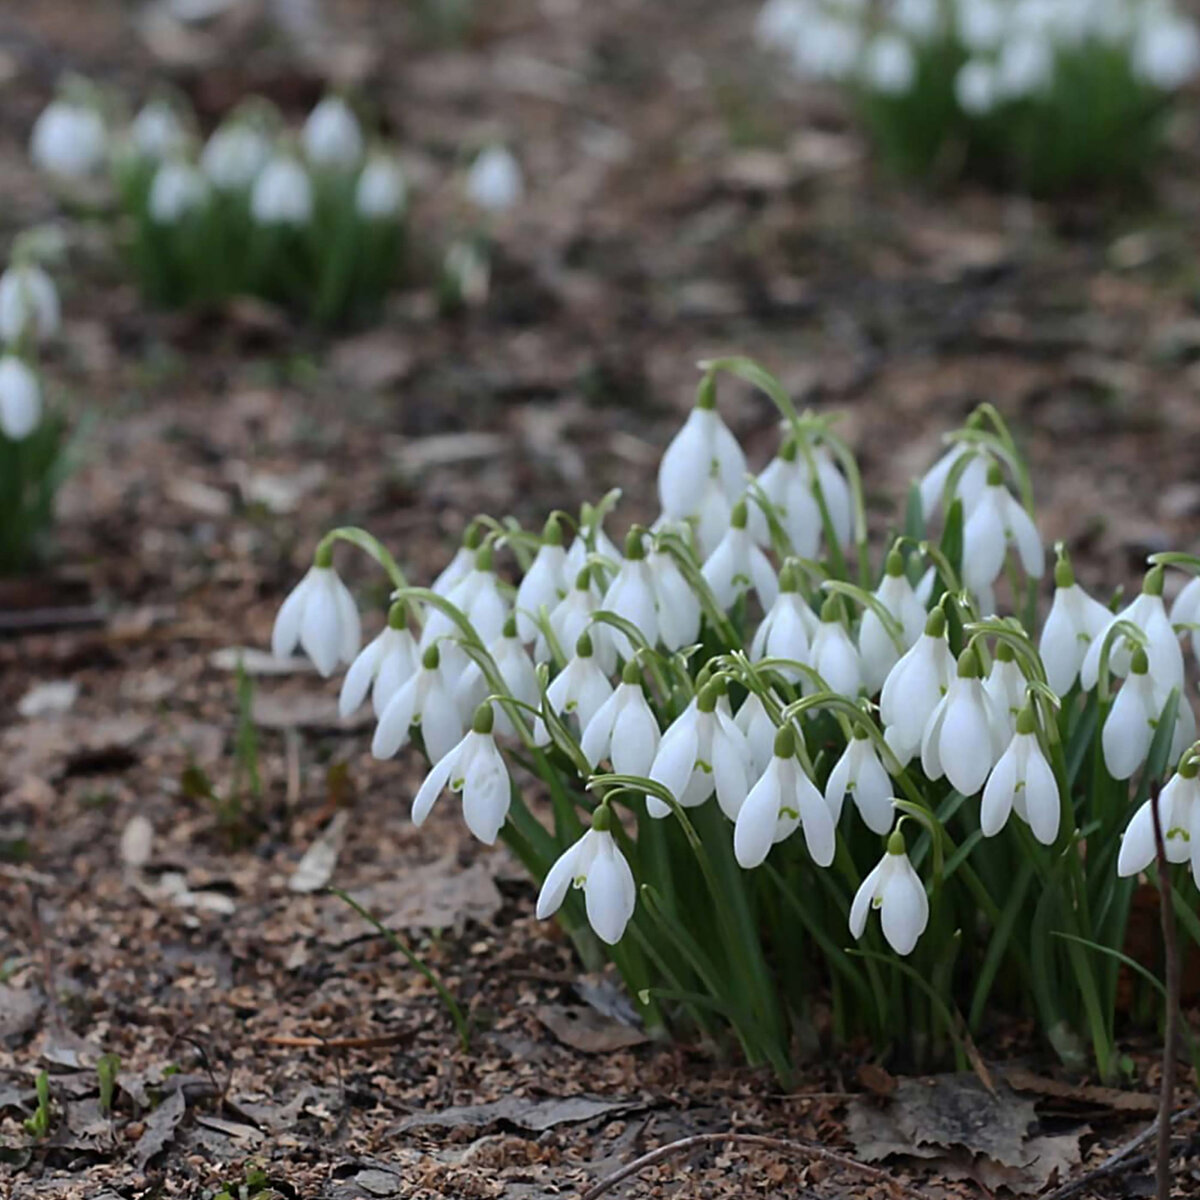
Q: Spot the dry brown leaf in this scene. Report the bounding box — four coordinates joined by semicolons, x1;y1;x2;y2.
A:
534;1004;649;1054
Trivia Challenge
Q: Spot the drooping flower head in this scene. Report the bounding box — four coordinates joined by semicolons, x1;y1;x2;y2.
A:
982;703;1062;845
849;828;929;956
271;550;361;677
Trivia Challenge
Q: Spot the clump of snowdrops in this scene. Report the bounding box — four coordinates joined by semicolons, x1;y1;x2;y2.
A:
756;0;1200;192
271;356;1200;1082
31;83;409;326
0;237;70;575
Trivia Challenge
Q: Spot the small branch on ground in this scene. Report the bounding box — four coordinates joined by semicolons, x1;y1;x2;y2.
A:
263;1033;409;1050
579;1131;931;1200
1150;781;1179;1200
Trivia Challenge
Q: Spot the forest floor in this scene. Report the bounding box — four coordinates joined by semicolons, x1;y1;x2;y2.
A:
2;1;1200;1196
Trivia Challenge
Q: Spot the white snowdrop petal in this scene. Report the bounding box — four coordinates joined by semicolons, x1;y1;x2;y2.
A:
795;770;836;867
1023;743;1061;845
581;689;621;768
300;580;342;677
372;676;420;758
711;719;751;821
421;681;466;764
1117;800;1158;877
536;838;584;918
980;743;1018;837
849;858;887;939
585;838;636;944
650;719;700;804
734;765;783;868
612;697;660;778
1102;681;1154;780
271;574;310;659
411;747;460;827
881;859;928;956
339;635;385;717
461;741;510;843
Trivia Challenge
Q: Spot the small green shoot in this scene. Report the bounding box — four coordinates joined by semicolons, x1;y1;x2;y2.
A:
97;1053;120;1117
22;1072;52;1138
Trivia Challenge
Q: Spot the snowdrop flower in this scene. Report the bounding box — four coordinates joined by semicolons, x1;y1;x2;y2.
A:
962;463;1044;596
1170;574;1200;665
755;0;806;50
750;437;820;557
983;642;1027;743
31;98;106;179
131;100;188;160
0;356;42;440
581;662;661;777
1101;647;1164;780
599;529;661;658
735;691;779;777
251;154;313;225
339;603;419;718
849;830;929;956
148;160;208;224
793;15;861;81
809;597;864;698
859;550;926;694
432;524;483;597
1117;757;1199;883
536;807;636;945
957;0;1006;50
412;704;510;844
515;516;568;642
921;646;1007;796
917;442;989;519
466;145;524;214
271;556;361;677
541;566;614;672
356;154;407;220
534;632;614;744
880;607;955;763
454;614;540;736
1133;12;1200;91
750;562;818;681
996;35;1053;99
648;683;751;819
648;548;701;651
1080;567;1183;696
826;727;895;835
658;390;746;530
735;725;835;868
864;34;917;95
982;705;1061;844
201;122;270;190
1040;557;1113;695
0;264;60;346
301;96;364;170
955;59;999;116
702;499;778;611
372;643;465;764
422;542;509;651
564;510;622;577
893;0;942;41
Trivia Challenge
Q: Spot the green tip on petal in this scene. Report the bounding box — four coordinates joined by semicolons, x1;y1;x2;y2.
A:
966;411;986;431
773;724;795;758
956;646;982;678
1130;646;1149;675
820;594;841;623
576;631;594;659
502;612;518;639
574;565;592;591
885;548;904;577
986;461;1004;488
313;541;334;569
1143;565;1164;597
621;659;642;686
697;682;721;713
995;641;1016;664
778;562;797;593
464;522;484;551
1180;755;1199;780
886;829;906;856
474;542;494;571
696;375;717;411
624;528;646;560
731;499;749;529
852;724;870;741
1054;555;1075;590
422;643;441;670
780;436;798;463
542;514;563;546
591;803;614;832
472;703;495;735
1016;704;1038;736
924;607;946;638
388;600;409;630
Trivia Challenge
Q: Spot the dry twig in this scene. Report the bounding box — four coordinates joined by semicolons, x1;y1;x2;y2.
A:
579;1131;931;1200
1042;1101;1200;1200
263;1033;409;1050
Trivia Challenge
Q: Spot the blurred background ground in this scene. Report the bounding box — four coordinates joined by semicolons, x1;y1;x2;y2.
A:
1;0;1200;1196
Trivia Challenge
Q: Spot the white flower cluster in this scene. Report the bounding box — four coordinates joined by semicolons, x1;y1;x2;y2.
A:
274;385;1200;959
0;257;59;441
755;0;1200;113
